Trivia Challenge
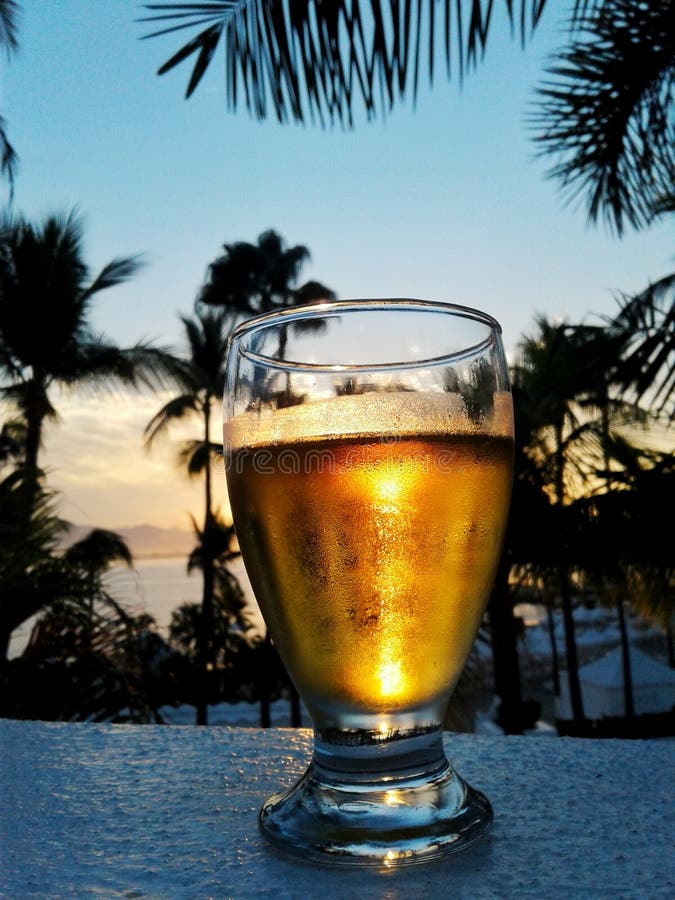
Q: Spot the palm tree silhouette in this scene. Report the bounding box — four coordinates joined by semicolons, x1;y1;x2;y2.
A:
533;0;674;235
561;313;674;721
511;316;613;727
138;1;549;125
145;309;234;725
0;469;66;659
196;230;334;723
605;275;675;424
511;311;673;729
168;511;254;694
571;446;674;721
140;2;673;236
197;228;335;322
0;461;153;720
0;210;182;473
5;523;162;723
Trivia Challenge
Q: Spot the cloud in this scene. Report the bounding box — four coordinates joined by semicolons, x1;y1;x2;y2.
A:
41;389;229;529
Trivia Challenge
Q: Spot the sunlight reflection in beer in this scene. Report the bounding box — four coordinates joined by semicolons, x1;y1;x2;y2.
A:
228;424;513;718
367;461;416;707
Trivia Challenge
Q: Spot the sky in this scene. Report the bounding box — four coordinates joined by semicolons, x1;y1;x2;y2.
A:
2;1;673;533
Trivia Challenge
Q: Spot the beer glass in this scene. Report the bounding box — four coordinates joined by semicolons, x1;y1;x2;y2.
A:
223;299;513;866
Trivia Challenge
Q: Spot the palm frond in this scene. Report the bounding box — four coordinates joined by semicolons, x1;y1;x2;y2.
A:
64;528;134;571
0;0;20;198
187;510;239;572
607;274;675;419
81;255;146;300
18;598;160;723
569;1;605;29
0;0;20;56
139;0;552;125
59;340;188;394
0;417;25;464
143;393;200;446
0;469;67;551
179;310;231;384
0;113;17;196
532;0;675;234
1;379;59;425
177;437;221;477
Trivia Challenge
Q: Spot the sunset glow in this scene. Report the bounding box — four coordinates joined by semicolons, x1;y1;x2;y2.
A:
41;389;228;531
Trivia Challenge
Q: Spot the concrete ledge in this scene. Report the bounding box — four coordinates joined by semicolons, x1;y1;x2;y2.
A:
1;720;673;898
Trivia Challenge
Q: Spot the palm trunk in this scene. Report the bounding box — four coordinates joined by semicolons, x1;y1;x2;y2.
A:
197;400;215;726
616;598;634;719
22;377;46;472
24;418;41;471
600;399;634;721
545;586;560;696
560;569;585;725
555;423;585;727
487;554;524;733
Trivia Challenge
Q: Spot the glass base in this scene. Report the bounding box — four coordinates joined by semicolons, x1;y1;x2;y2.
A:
258;726;492;867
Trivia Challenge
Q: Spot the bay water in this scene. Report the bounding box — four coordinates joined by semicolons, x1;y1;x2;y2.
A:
9;555;263;658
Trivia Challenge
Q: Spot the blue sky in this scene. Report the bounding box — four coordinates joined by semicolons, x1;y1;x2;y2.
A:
2;2;673;530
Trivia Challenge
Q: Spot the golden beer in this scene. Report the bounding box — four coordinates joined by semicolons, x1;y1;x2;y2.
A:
225;301;513;864
226;396;513;720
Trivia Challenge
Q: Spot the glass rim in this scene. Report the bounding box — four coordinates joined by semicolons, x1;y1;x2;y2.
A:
227;298;503;374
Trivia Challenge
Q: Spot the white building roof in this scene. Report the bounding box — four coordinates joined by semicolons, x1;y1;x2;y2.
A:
579;645;675;689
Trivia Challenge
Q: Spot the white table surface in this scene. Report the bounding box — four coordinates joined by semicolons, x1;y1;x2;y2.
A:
1;720;673;898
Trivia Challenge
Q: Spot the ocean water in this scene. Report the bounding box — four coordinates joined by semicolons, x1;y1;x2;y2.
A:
9;555;262;658
107;556;206;632
7;555;302;726
114;554;263;634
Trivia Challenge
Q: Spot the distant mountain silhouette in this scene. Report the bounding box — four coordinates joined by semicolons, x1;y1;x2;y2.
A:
63;523;194;559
